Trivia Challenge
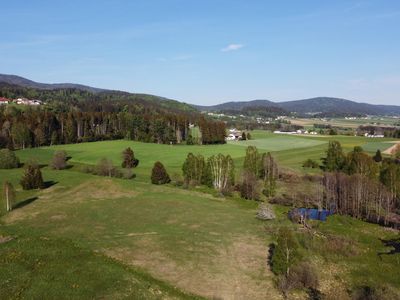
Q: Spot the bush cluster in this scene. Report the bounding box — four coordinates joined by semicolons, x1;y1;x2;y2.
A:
0;149;20;169
81;158;135;179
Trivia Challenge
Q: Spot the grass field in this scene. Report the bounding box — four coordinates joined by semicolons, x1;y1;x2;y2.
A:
288;116;400;129
1;131;400;299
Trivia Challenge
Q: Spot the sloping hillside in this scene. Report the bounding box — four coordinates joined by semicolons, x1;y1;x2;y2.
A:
196;97;400;116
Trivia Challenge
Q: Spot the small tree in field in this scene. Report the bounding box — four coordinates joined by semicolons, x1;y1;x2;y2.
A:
50;150;67;170
246;132;252;140
373;149;383;162
20;161;44;190
121;147;139;168
96;158;115;177
182;153;206;185
240;171;261;200
207;154;235;192
321;140;345;171
241;132;247;140
0;149;20;169
151;161;170;184
243;146;260;177
260;152;278;197
3;181;16;212
272;227;300;276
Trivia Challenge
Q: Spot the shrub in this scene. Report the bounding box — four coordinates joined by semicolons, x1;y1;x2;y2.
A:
121;147;139;168
182;153;207;186
302;159;319;169
20;161;44;190
112;168;136;179
170;173;184;187
186;134;194;145
271;227;300;275
50;150;67;170
240;171;261;200
352;284;400;300
0;149;19;169
96;158;116;177
277;262;319;295
151;161;170;184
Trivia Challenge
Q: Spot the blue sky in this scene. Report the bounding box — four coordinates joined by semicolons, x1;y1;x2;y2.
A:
1;0;399;105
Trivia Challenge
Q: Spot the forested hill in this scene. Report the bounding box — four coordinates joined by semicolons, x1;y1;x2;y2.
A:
196;97;400;116
0;74;196;113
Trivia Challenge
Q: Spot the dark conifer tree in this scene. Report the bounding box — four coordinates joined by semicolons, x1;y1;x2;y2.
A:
121;147;139;168
151;161;170;184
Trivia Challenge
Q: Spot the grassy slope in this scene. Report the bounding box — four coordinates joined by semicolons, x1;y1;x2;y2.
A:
0;167;279;299
1;131;400;299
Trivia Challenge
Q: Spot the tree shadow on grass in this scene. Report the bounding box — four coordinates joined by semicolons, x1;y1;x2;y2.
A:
13;197;38;209
43;181;58;188
378;237;400;259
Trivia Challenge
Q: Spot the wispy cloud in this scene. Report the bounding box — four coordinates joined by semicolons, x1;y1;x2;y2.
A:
221;44;244;52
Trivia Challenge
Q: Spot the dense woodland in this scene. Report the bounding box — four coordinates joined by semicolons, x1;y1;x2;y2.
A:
0;84;227;149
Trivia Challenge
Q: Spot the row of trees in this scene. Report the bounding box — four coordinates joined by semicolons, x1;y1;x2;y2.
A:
181;146;279;200
0;100;227;150
319;141;400;225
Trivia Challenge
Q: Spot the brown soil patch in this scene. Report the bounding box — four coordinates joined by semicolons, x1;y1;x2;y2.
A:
50;214;67;220
383;141;400;155
104;235;282;300
0;235;13;244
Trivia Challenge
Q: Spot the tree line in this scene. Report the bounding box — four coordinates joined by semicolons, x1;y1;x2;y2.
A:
318;141;400;225
181;145;279;199
0;97;227;149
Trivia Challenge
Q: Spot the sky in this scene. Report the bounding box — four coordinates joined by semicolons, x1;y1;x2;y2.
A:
1;0;400;106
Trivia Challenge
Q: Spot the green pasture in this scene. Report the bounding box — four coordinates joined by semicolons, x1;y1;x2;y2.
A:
1;130;400;298
14;130;398;176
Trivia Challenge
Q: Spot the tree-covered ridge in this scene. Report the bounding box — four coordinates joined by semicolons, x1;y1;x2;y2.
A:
0;82;197;113
0;84;227;149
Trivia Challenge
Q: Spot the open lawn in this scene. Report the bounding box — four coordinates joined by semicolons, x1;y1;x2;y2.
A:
1;130;400;299
14;130;398;176
288;116;400;129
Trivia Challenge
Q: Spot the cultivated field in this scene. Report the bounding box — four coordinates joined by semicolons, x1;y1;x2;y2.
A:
1;131;399;299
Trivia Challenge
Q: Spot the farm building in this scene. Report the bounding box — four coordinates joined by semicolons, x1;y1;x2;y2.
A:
0;97;10;104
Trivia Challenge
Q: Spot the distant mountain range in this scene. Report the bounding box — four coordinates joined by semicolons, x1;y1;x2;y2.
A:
1;74;399;116
0;74;105;93
195;97;400;116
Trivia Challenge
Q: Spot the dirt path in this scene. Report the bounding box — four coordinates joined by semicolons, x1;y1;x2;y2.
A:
383;141;400;155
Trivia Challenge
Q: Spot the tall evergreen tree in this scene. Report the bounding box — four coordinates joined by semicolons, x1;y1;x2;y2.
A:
373;149;383;162
151;161;171;184
121;147;139;168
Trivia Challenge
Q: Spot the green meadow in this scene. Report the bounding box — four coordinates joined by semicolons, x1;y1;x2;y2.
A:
1;131;399;299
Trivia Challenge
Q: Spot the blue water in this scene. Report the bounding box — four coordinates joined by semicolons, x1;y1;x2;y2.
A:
289;208;334;221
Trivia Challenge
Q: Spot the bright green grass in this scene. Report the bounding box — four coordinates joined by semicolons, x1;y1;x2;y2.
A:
14;131;399;177
2;131;400;298
0;168;277;299
0;226;200;300
228;135;327;151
